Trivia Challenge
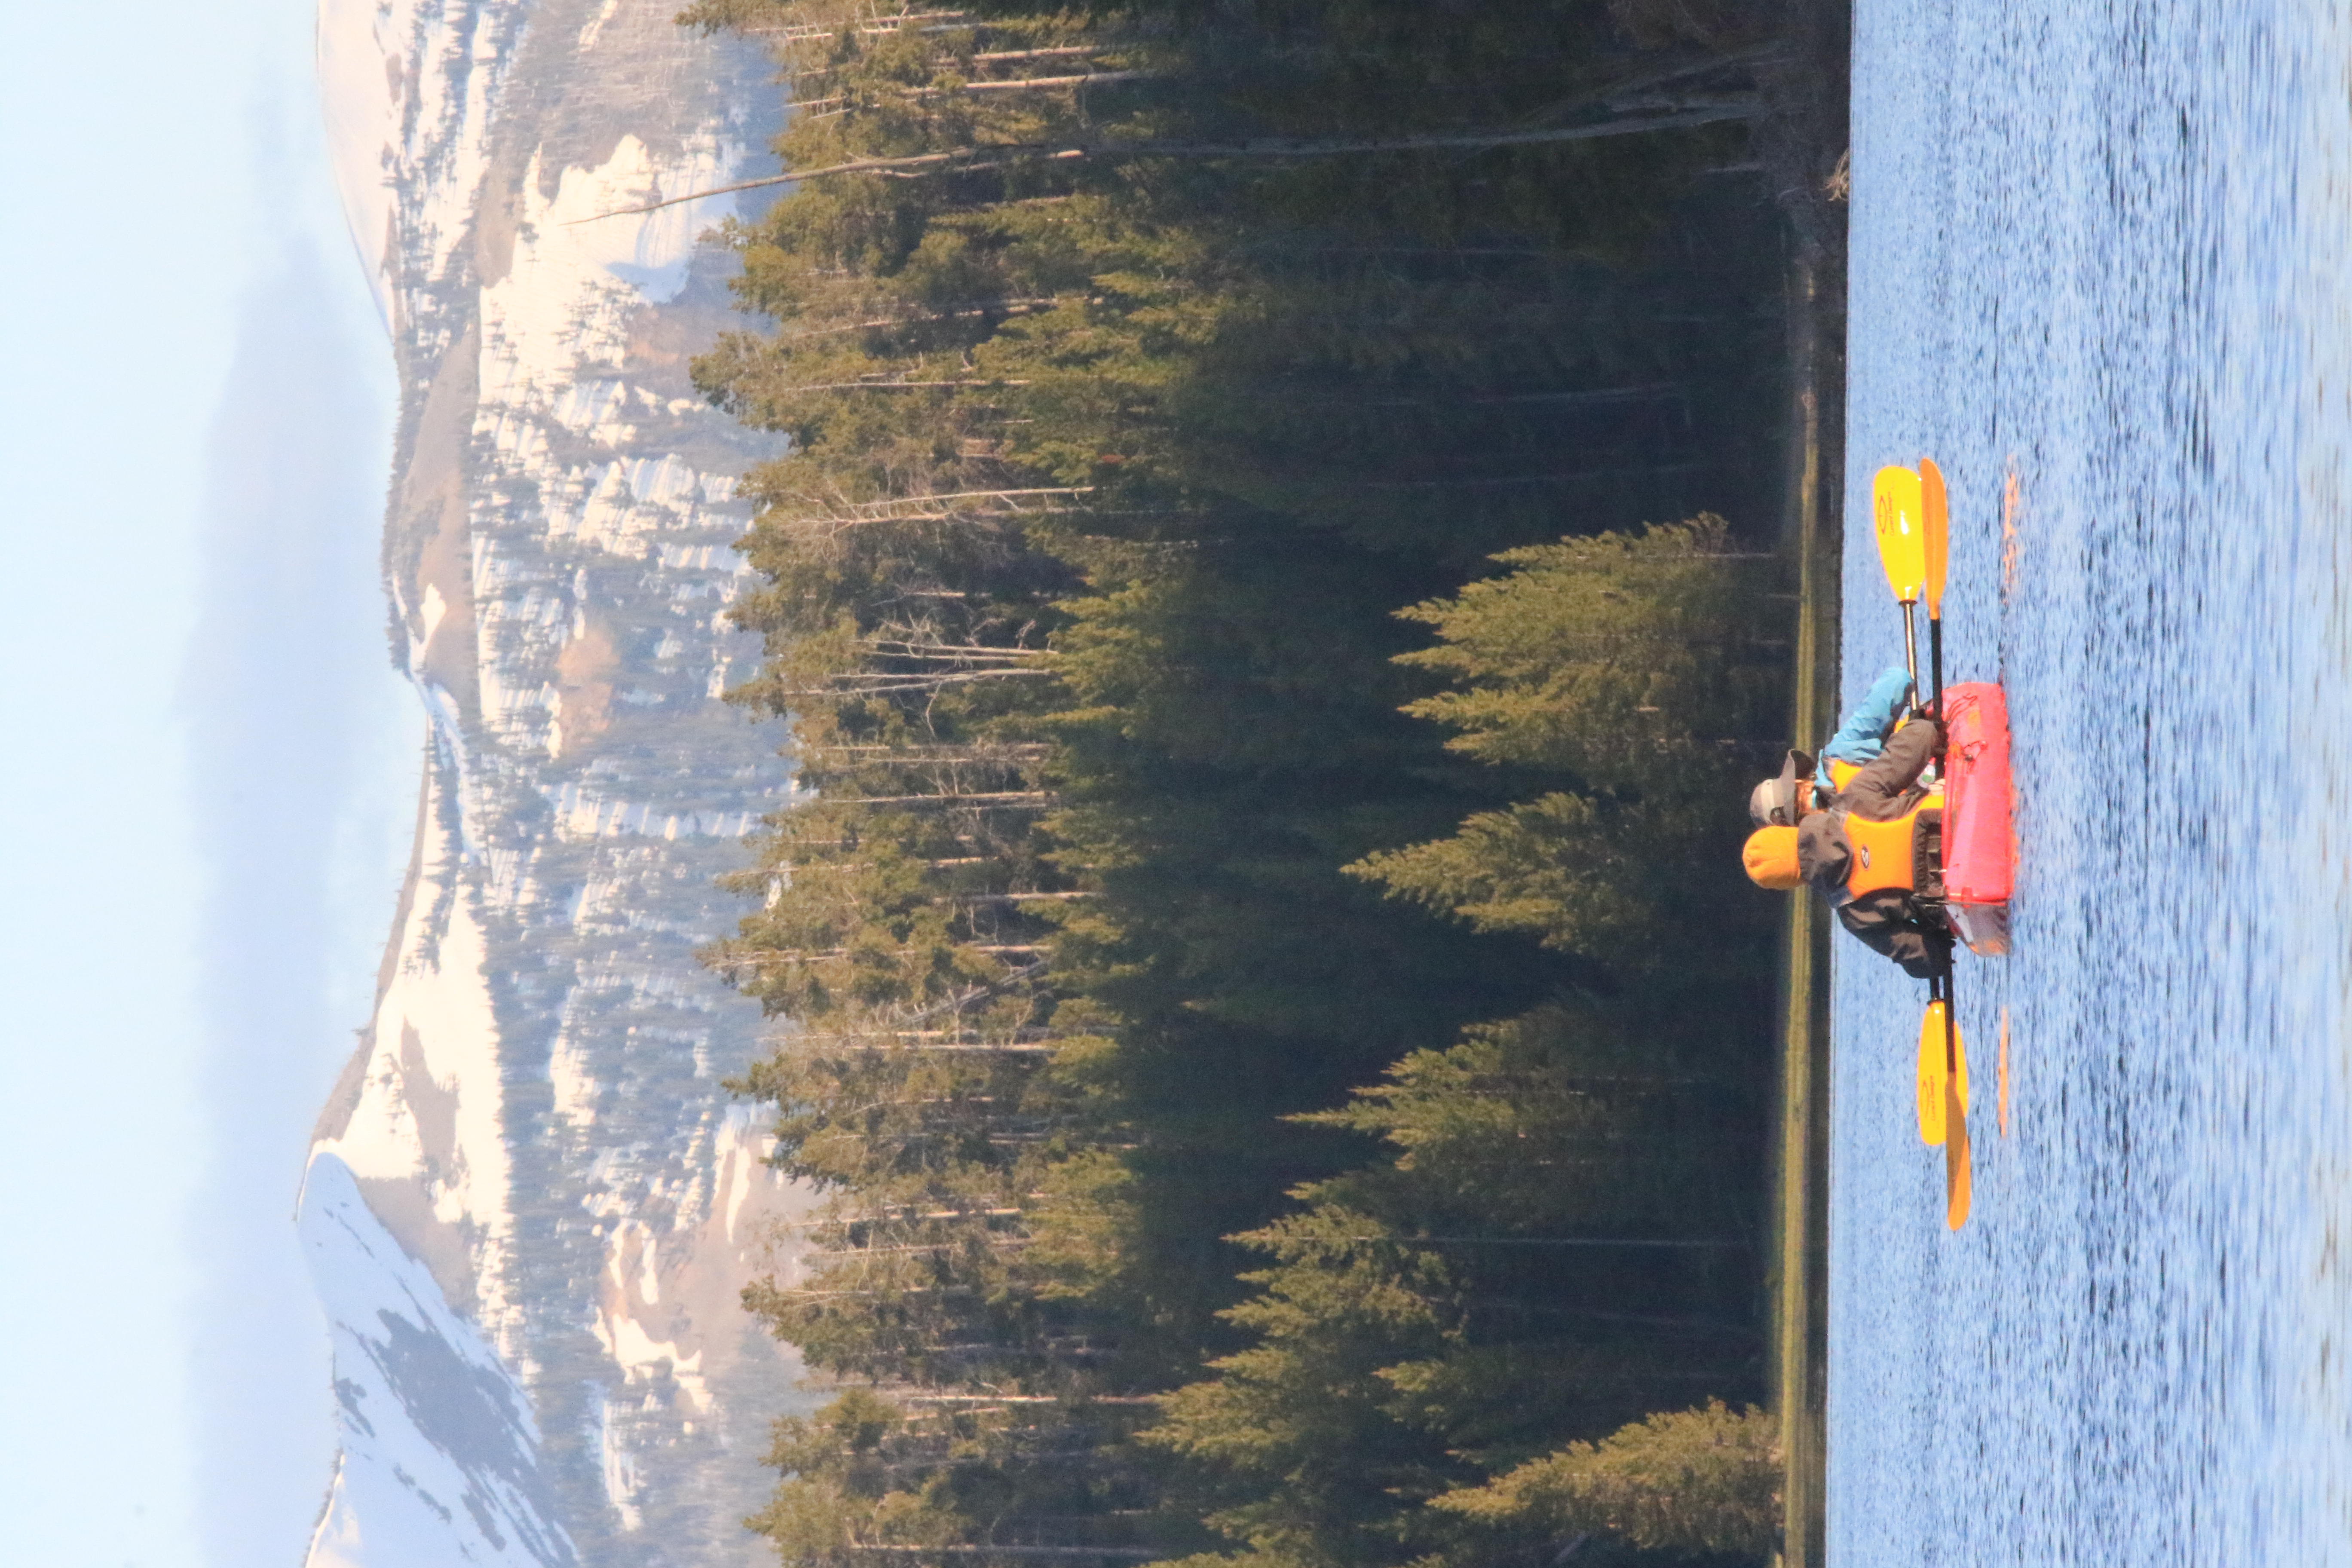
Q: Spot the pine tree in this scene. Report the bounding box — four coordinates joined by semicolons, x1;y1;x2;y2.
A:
1346;516;1786;976
1144;1000;1764;1568
1433;1399;1781;1561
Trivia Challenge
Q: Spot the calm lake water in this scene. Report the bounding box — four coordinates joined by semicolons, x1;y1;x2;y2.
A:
1833;3;2352;1562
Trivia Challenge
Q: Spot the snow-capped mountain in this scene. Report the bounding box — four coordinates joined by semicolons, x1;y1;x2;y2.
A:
302;1154;576;1567
306;3;815;1561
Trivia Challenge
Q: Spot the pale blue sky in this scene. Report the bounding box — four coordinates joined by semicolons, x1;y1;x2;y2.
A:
0;3;411;1563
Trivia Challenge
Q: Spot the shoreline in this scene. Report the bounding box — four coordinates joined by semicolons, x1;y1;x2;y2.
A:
1770;246;1842;1568
1762;6;1851;1564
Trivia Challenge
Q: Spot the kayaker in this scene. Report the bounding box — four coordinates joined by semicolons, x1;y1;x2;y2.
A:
1746;664;1915;824
1740;706;1953;979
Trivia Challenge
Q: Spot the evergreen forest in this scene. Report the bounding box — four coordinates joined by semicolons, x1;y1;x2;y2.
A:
674;3;1846;1563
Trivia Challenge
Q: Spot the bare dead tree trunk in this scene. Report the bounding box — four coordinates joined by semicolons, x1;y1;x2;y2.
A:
576;104;1767;222
768;671;1058;698
813;744;1054;758
905;70;1151;97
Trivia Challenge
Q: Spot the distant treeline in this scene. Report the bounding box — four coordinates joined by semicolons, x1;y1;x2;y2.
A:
678;2;1832;1564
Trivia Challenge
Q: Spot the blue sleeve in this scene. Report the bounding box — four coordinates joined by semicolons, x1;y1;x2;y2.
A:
1820;665;1914;766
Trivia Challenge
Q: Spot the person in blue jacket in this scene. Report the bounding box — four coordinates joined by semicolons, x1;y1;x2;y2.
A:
1745;664;1916;829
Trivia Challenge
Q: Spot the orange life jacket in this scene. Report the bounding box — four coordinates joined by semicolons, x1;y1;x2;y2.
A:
1841;795;1939;901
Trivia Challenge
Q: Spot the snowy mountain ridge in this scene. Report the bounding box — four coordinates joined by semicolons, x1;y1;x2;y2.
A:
302;1154;574;1568
306;3;816;1562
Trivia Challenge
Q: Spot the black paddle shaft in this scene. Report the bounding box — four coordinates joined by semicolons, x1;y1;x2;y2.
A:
1930;616;1945;725
1930;614;1956;1074
1942;940;1958;1075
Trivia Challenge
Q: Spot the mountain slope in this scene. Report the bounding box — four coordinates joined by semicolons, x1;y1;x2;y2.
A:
306;3;814;1561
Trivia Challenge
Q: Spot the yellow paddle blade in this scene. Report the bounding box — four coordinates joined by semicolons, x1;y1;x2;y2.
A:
1872;465;1927;604
1916;1004;1946;1145
1920;456;1950;618
1915;1001;1969;1144
1945;1078;1972;1230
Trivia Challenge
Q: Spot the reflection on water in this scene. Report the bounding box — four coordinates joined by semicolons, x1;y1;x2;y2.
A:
1834;3;2352;1562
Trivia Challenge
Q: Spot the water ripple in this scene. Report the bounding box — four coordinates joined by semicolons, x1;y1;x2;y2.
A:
1835;3;2352;1562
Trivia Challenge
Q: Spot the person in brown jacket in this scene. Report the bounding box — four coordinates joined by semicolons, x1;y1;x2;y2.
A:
1740;712;1953;979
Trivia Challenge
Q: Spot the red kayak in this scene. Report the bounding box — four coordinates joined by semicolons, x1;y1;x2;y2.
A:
1940;681;2012;956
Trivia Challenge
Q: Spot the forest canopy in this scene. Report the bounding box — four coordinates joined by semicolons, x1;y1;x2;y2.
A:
677;2;1839;1563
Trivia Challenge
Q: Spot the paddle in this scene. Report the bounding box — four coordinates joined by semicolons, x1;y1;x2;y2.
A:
1871;465;1927;695
1918;986;1975;1224
1914;995;1969;1145
1919;456;1969;1228
1921;456;1948;718
1921;456;1950;620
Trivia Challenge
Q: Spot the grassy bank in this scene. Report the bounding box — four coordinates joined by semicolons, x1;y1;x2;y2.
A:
1769;251;1841;1568
1763;6;1850;1561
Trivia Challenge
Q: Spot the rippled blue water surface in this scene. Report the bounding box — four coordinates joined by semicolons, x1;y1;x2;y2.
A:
1833;3;2352;1562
